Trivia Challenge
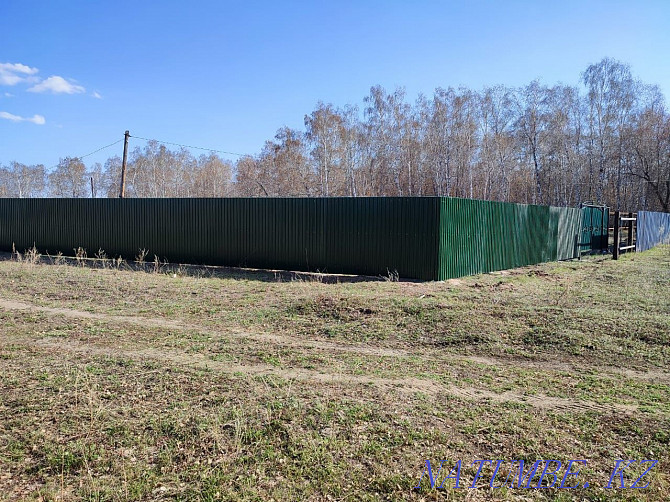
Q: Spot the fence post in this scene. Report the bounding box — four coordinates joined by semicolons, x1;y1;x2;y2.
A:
627;212;634;250
600;206;610;252
613;210;620;260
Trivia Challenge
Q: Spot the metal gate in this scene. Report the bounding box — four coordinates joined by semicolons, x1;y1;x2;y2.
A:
579;204;609;255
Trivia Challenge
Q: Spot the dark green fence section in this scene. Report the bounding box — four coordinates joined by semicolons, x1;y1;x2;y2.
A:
0;197;597;281
580;205;609;254
437;198;582;280
0;197;441;280
556;206;583;260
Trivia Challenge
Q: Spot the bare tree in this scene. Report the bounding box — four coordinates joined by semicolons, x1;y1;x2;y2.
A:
626;87;670;211
193;153;232;197
49;157;87;197
305;103;345;196
514;81;551;204
583;58;636;206
0;162;46;197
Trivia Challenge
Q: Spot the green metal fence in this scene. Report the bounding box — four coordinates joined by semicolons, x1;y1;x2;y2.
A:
579;205;609;254
0;197;598;281
437;198;583;280
0;197;442;280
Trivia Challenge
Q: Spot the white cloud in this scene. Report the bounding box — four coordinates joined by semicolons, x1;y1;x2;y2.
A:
92;91;102;99
28;75;85;94
0;111;46;125
4;92;14;97
0;62;39;86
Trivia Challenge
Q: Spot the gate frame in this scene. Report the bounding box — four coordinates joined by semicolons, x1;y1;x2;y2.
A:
579;202;609;256
612;210;637;260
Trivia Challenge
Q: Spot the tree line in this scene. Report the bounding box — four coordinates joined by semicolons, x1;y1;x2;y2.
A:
1;58;668;211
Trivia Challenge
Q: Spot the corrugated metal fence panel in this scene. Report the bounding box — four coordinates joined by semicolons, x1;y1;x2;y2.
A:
0;197;590;281
555;207;582;261
0;197;442;280
579;206;609;253
636;211;670;252
437;198;582;280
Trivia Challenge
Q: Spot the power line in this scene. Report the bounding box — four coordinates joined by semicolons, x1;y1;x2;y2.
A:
44;138;124;171
43;132;246;172
78;139;124;160
130;134;246;157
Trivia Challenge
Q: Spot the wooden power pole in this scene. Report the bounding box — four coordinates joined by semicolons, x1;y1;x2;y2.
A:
119;130;130;198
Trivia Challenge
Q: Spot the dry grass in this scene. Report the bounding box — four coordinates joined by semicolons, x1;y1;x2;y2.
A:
0;246;668;501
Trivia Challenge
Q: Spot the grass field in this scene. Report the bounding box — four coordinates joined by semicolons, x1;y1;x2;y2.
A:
0;247;668;501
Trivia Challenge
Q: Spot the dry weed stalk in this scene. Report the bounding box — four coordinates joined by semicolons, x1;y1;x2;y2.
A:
74;247;87;267
135;248;148;265
25;245;41;265
95;248;110;269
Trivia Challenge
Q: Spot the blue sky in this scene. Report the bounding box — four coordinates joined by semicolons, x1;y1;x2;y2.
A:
1;0;669;169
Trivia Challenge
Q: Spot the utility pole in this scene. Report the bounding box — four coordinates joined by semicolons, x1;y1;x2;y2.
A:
119;130;130;198
90;177;95;198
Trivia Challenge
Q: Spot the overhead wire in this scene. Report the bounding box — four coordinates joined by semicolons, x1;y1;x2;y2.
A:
42;134;245;171
130;134;246;157
77;139;124;160
43;138;124;171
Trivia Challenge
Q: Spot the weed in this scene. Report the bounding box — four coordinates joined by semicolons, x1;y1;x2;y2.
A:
74;246;87;266
11;242;21;262
94;248;109;268
47;251;65;266
152;254;162;274
383;268;399;282
25;245;41;265
135;248;148;265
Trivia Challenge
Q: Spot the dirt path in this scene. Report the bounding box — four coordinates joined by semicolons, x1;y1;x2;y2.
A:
464;354;670;385
1;332;641;416
448;386;638;414
0;297;405;358
20;335;440;395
